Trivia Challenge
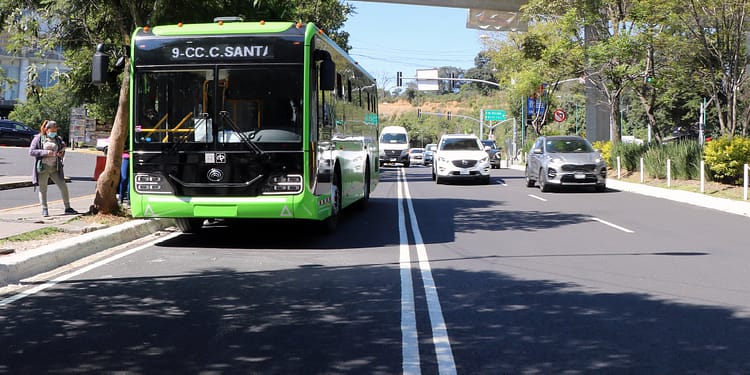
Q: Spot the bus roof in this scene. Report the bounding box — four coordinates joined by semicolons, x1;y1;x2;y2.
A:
148;21;298;36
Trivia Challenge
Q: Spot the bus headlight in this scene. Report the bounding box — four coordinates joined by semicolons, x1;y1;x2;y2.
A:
134;173;173;194
263;174;303;195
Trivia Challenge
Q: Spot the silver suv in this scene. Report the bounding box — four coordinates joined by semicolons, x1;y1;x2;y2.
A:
525;135;607;192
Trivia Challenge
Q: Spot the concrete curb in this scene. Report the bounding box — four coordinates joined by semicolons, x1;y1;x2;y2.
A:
0;218;174;286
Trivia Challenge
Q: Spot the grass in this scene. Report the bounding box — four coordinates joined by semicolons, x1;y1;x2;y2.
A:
2;227;61;242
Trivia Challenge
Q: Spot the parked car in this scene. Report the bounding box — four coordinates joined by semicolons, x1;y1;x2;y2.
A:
481;139;502;169
524;135;607;192
0;119;36;146
408;147;425;166
431;134;490;184
423;143;437;165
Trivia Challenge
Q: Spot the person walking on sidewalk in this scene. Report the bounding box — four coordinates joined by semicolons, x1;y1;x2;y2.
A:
29;120;79;217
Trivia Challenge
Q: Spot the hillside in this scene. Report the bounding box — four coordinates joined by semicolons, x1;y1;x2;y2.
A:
378;99;471;118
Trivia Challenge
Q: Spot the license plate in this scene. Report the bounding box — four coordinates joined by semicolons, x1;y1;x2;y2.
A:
575;173;586;179
460;169;469;175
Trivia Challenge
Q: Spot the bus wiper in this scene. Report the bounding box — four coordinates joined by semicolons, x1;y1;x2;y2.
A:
219;110;264;155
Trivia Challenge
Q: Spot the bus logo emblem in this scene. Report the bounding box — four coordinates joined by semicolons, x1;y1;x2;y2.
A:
215;153;227;163
207;168;224;182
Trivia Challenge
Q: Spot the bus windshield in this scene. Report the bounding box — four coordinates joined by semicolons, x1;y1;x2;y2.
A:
134;67;303;145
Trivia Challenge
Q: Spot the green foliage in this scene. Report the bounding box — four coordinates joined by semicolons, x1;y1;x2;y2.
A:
611;142;648;172
644;147;669;179
636;141;703;180
8;82;80;140
592;141;612;168
704;137;750;184
668;141;703;180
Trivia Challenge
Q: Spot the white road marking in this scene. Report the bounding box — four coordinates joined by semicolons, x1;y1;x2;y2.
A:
398;168;457;375
528;194;547;202
397;169;421;374
591;217;635;233
0;232;181;307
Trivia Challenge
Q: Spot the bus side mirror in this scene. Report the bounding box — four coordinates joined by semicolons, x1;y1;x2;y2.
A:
92;44;109;85
320;58;335;91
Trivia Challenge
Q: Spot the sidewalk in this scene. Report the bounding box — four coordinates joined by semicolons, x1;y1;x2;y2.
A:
0;175;174;287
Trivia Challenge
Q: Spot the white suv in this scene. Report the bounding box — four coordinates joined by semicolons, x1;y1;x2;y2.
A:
431;134;491;184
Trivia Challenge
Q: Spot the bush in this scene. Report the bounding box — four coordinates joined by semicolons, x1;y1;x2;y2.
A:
644;147;669;179
612;142;648;172
704;136;750;185
667;140;703;180
592;140;612;168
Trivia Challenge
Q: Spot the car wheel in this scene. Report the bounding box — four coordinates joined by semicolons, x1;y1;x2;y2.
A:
539;168;552;192
595;183;606;193
431;168;436;181
481;175;490;185
525;165;536;187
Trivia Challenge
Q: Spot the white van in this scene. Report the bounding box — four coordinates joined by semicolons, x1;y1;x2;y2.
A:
379;126;410;167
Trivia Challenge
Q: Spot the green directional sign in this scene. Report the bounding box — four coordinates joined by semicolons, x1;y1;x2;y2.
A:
484;109;506;121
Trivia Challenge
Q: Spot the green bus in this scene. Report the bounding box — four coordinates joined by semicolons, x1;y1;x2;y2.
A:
93;19;379;233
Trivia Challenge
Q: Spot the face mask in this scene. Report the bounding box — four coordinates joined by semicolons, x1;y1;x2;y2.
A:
48;132;57;138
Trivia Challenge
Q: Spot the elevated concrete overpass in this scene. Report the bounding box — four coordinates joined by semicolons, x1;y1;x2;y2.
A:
354;0;526;11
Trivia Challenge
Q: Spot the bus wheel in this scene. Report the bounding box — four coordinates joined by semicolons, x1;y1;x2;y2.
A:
322;171;341;233
354;163;371;211
175;218;204;233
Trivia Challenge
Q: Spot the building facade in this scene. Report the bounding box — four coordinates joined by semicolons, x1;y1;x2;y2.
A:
0;31;68;118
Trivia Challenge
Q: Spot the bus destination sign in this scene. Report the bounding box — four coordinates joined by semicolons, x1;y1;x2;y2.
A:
170;44;272;60
133;35;302;65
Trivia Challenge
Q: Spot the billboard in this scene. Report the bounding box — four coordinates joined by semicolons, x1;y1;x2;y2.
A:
416;69;439;91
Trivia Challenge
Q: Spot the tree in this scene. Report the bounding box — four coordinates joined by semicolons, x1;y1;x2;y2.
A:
1;0;353;215
8;81;78;138
681;0;749;138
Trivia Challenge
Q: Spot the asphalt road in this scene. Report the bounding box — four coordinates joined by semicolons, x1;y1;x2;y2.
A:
2;165;750;373
0;146;100;210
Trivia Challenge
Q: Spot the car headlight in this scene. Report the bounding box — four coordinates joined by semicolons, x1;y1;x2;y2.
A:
595;157;603;163
480;156;489;163
548;157;563;164
438;156;447;163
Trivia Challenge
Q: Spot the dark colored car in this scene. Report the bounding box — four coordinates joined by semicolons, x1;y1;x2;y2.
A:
0;119;36;147
481;140;502;169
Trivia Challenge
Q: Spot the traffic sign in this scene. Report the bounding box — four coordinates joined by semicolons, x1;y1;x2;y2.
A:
484;109;506;121
553;108;567;122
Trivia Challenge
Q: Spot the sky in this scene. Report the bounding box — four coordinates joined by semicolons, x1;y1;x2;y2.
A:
343;1;490;90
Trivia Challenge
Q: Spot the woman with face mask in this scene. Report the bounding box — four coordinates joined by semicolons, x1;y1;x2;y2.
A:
28;120;79;217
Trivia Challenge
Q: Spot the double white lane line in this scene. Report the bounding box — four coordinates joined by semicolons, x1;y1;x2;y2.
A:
397;168;456;375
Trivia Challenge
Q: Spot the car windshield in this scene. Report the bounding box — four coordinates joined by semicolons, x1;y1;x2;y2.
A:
410;149;423;154
481;140;497;149
441;138;481;151
546;139;594;153
381;133;407;144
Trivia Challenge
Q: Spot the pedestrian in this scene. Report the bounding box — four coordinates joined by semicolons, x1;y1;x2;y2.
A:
119;147;129;203
29;120;79;217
